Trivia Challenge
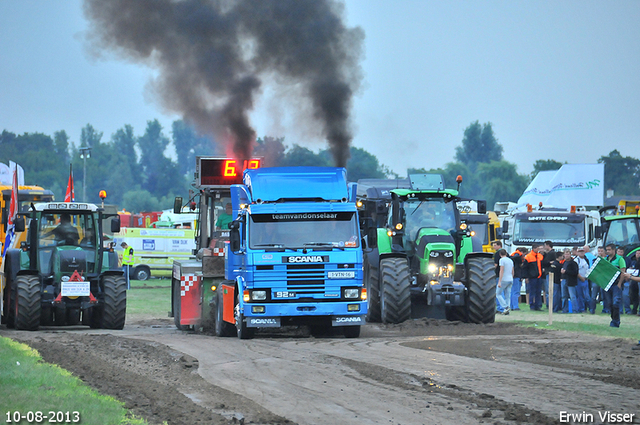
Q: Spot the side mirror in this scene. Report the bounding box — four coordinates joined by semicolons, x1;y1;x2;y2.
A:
361;237;367;250
477;200;487;214
173;197;183;214
496;228;504;239
594;226;603;239
230;227;241;252
14;216;26;233
111;217;121;233
502;221;509;233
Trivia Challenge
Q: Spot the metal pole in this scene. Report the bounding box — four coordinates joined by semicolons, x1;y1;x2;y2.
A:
83;155;87;203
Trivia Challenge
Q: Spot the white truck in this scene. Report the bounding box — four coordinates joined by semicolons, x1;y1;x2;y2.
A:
112;227;196;280
498;205;601;253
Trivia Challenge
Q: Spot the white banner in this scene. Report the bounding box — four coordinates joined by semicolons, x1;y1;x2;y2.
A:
517;164;604;209
517;170;556;207
9;161;25;187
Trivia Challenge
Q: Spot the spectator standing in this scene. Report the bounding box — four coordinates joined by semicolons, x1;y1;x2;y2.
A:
584;245;598;314
574;247;591;313
561;248;579;313
510;247;527;311
595;246;610;314
549;251;564;312
617;247;632;315
492;241;504;312
623;250;640;315
603;243;626;328
496;249;514;315
542;241;556;309
523;243;544;311
121;242;134;289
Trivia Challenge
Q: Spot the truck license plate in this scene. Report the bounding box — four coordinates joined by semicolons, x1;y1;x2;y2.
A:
61;281;90;297
328;271;355;279
273;291;296;299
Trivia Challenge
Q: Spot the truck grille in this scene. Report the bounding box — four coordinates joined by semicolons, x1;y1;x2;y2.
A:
286;264;325;293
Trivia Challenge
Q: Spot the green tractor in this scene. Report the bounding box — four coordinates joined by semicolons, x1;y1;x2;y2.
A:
1;202;125;330
359;174;496;324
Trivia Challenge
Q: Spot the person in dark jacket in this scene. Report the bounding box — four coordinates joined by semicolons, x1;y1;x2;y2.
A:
542;241;556;309
561;248;579;313
523;243;544;311
548;251;564;312
624;250;640;315
510;247;527;311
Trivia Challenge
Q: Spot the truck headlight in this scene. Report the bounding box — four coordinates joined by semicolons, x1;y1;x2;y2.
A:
251;290;267;301
344;288;359;299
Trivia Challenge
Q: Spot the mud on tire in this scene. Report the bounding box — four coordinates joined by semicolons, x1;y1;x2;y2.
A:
101;275;127;329
380;257;411;324
466;257;496;324
14;275;41;331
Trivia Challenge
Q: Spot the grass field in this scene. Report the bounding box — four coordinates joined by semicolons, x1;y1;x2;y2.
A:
0;337;146;425
126;279;172;321
495;302;640;340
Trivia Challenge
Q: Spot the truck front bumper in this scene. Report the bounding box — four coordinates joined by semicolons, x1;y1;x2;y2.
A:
241;301;367;327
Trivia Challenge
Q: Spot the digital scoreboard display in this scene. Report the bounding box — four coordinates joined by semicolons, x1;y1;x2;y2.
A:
196;157;261;188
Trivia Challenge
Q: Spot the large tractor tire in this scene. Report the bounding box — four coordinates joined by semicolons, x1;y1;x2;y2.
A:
466;257;496;324
172;278;190;331
379;258;411;324
14;275;41;331
364;254;381;322
101;275;127;329
215;287;235;337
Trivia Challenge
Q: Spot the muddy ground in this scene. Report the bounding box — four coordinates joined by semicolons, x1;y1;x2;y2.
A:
3;316;640;425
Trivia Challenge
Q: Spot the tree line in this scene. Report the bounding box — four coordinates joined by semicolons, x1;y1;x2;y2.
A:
1;120;639;212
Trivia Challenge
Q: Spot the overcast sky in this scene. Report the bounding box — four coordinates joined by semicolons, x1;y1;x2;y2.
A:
1;0;639;176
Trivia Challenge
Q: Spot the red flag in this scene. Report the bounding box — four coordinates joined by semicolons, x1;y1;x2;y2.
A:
64;164;74;202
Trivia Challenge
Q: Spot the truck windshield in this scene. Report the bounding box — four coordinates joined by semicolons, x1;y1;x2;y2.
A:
249;212;359;249
604;218;639;249
401;198;456;240
38;211;98;276
513;217;585;245
39;212;97;248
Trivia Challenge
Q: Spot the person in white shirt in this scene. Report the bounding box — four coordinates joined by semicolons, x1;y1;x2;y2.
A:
497;249;514;315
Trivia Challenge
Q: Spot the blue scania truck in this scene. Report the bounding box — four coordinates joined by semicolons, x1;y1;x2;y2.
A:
170;157;366;339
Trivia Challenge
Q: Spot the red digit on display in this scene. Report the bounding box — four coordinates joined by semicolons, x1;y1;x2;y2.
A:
248;159;260;169
223;160;237;177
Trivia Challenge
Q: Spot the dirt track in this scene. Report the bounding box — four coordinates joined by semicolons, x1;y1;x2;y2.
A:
3;316;640;425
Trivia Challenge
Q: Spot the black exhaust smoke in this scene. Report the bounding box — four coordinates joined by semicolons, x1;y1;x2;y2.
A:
83;0;364;166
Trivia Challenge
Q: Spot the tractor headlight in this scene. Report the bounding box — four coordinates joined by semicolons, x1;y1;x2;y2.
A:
251;290;267;301
428;263;438;274
344;288;360;299
444;251;454;258
430;251;440;257
395;223;403;230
